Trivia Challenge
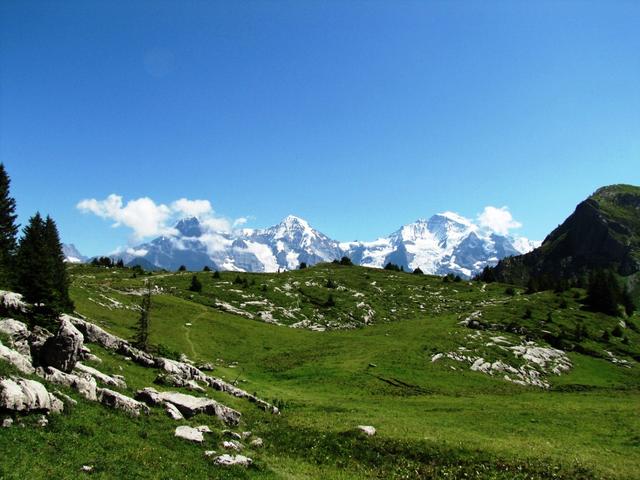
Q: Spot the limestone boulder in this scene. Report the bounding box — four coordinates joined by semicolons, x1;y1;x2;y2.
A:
39;318;83;373
0;377;63;414
0;319;31;355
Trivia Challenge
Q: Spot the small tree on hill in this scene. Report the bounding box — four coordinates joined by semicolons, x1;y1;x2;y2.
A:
203;265;211;272
325;294;335;307
43;215;74;313
178;265;187;272
213;270;221;279
116;258;125;268
299;262;307;269
189;274;202;293
0;163;18;288
339;256;353;266
413;267;423;275
134;282;152;351
326;278;336;289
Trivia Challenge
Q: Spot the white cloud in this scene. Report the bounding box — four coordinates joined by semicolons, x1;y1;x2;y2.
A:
477;206;522;236
77;194;174;240
171;198;213;218
77;193;247;241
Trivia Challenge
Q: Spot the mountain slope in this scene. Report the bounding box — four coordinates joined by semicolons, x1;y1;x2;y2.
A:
490;184;640;285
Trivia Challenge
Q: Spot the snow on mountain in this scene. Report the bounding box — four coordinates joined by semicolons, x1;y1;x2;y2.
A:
62;243;87;263
102;213;538;277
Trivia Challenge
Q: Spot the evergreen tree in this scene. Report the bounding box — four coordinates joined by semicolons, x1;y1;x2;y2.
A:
178;265;187;272
0;163;18;287
212;270;221;279
299;262;307;269
15;213;52;308
339;256;353;266
116;259;125;268
43;215;74;312
412;267;424;275
134;283;152;351
326;278;337;289
189;274;202;293
202;265;211;272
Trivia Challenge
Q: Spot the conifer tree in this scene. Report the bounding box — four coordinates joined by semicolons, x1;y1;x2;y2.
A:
43;215;74;312
134;282;152;351
15;213;52;307
0;163;19;287
189;274;202;293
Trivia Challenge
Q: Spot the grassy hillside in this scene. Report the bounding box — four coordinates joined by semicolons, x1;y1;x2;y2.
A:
2;263;640;479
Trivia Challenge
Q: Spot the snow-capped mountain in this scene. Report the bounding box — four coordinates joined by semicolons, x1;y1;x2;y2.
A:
106;213;539;277
343;212;538;277
62;243;87;263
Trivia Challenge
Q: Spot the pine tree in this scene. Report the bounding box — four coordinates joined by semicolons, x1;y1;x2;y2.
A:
0;163;19;287
134;282;152;351
189;274;202;293
15;213;52;306
43;215;74;313
587;269;621;316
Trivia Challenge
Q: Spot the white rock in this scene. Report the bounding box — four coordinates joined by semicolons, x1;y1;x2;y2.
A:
81;465;93;472
0;342;35;374
196;425;212;433
165;403;184;420
204;450;217;457
40;366;98;401
2;417;13;428
0;377;63;414
75;362;127;389
213;454;252;467
175;425;204;443
0;319;31;355
222;440;243;450
0;290;29;312
97;388;149;417
249;437;263;448
356;425;376;436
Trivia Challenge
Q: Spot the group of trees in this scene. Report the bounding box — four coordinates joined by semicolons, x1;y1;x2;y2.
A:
586;269;636;317
90;256;125;268
0;164;73;321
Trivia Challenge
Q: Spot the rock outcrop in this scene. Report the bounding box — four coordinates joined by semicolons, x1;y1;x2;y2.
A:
39;318;84;373
136;387;240;425
97;388;149;417
0;341;35;374
0;377;63;414
0;319;31;356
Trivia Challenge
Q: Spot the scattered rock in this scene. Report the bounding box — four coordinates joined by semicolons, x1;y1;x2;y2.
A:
204;450;217;457
39;318;84;373
249;437;263;448
0;290;29;312
154;372;204;392
75;362;127;389
81;465;93;473
241;431;252;439
0;318;31;355
2;417;13;428
196;425;212;433
175;425;204;443
37;415;48;427
223;430;242;440
0;341;35;374
136;387;240;425
54;390;78;406
197;363;215;371
0;377;64;414
165;402;184;420
356;425;376;436
40;366;98;401
222;440;243;451
97;388;149;416
213;454;252;467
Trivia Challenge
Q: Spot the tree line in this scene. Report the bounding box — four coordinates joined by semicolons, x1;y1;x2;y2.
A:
0;163;73;323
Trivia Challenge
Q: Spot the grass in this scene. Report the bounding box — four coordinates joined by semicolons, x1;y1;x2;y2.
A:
1;263;639;479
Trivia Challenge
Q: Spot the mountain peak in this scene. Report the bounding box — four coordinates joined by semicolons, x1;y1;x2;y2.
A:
174;216;203;237
431;211;473;227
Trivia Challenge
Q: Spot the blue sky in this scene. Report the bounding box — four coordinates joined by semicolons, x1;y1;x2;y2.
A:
1;0;639;256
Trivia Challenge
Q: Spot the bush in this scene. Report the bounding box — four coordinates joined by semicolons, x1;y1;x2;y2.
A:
212;270;221;279
504;287;516;296
326;278;337;289
325;294;335;307
203;265;211;272
413;267;424;275
299;262;308;269
178;265;187;272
